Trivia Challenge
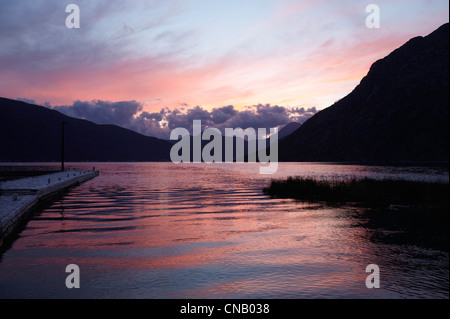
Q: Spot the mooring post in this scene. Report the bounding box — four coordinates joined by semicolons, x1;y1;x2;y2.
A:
61;121;67;172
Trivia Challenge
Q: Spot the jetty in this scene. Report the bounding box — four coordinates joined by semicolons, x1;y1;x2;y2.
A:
0;169;99;248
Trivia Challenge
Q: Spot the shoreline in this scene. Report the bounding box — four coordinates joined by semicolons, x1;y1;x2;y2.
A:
0;170;99;248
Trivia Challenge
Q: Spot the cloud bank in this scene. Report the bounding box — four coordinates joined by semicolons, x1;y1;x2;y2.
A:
50;100;317;139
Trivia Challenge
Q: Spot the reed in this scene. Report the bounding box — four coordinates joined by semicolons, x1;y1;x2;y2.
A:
263;177;449;205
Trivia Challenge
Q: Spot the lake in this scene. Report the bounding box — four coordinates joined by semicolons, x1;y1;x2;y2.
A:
0;162;448;298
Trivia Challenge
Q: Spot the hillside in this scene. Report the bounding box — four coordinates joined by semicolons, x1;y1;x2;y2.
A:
0;98;172;162
279;23;449;163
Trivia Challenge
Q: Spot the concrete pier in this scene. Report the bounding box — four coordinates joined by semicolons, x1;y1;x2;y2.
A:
0;170;99;248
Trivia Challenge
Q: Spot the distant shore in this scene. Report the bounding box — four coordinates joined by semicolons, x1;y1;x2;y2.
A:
1;161;449;166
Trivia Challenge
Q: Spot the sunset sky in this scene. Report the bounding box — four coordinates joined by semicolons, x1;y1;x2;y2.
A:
0;0;448;137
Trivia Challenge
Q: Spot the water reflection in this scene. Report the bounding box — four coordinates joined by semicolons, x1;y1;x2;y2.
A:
0;163;448;298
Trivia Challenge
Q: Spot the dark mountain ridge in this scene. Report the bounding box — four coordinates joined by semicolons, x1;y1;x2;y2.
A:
279;23;449;163
0;98;172;162
278;122;302;139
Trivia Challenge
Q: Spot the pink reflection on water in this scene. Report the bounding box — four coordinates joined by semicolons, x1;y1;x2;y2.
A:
0;163;447;298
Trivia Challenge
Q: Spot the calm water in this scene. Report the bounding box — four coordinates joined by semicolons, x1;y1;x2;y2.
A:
0;163;448;299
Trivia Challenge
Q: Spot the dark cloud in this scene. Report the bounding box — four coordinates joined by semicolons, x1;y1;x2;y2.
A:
50;100;317;139
211;105;237;124
16;97;37;104
53;100;143;128
228;104;290;129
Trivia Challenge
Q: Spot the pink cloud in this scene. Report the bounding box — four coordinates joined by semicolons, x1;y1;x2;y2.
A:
1;1;447;115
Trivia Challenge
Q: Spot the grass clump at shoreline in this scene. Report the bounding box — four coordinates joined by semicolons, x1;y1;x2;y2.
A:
263;177;449;206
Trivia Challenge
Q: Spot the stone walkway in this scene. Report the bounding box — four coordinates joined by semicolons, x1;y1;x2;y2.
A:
0;170;99;247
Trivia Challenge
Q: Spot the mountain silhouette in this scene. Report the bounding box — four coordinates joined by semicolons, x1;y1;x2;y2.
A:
279;23;449;163
0;98;172;162
2;24;448;164
278;122;302;139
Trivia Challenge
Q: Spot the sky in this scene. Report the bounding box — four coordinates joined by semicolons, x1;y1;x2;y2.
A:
0;0;448;138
